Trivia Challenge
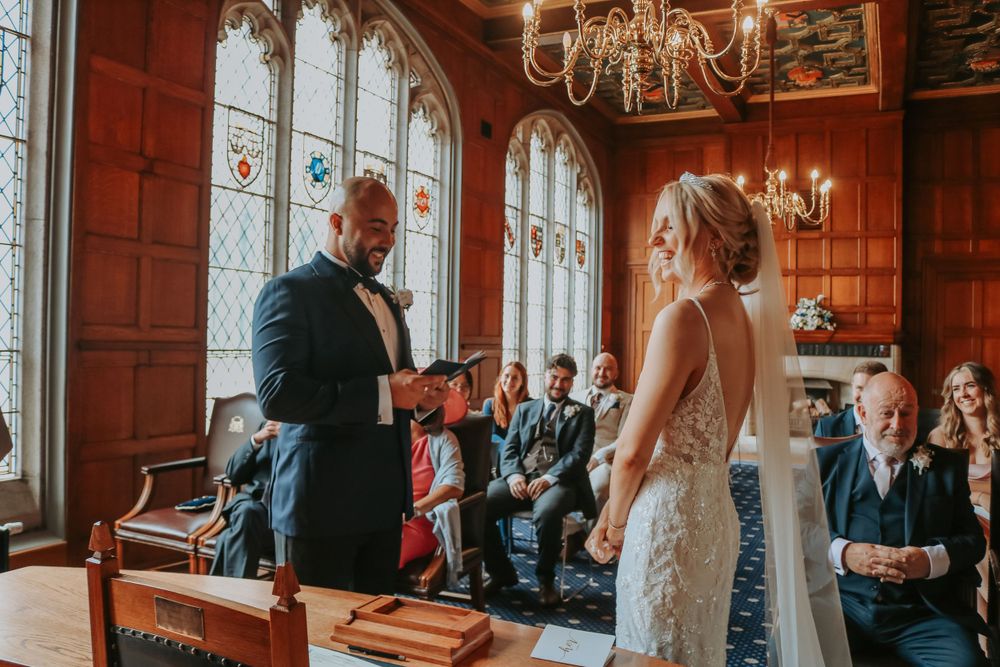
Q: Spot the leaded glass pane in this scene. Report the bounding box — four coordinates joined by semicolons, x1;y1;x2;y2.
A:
354;31;398;189
574;190;592;367
502;151;521;365
289;3;344;269
552;222;569;354
0;0;28;478
404;105;440;367
207;18;275;419
525;135;549;396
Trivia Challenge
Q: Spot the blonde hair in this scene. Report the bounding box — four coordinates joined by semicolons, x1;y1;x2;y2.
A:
938;361;1000;457
648;173;760;294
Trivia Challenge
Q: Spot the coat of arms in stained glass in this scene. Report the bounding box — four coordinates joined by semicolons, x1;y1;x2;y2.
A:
227;108;266;187
413;184;431;222
576;237;586;268
554;225;566;264
530;224;543;258
503;217;516;251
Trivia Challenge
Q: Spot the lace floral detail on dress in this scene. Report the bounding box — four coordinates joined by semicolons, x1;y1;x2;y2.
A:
615;298;740;666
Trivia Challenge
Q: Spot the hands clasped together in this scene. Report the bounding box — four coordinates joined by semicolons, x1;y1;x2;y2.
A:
585;506;625;565
844;542;931;583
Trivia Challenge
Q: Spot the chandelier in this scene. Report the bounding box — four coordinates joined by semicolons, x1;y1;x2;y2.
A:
521;0;769;114
736;12;831;230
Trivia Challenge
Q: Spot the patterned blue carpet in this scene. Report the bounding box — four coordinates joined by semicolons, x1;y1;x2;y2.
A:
473;463;768;666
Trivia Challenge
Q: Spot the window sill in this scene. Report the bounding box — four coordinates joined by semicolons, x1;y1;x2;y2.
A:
8;531;67;569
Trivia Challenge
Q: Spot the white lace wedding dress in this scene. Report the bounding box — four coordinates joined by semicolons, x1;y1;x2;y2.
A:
615;297;740;665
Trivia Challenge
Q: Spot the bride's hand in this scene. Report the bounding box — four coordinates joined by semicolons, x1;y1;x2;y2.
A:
585;508;617;564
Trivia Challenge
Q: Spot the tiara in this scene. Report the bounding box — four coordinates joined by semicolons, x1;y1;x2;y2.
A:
679;171;714;192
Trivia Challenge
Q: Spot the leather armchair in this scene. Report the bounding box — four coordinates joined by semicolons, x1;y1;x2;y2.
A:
114;393;263;572
397;414;492;611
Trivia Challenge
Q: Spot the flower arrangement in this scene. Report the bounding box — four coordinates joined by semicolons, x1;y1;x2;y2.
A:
790;294;835;331
911;445;933;476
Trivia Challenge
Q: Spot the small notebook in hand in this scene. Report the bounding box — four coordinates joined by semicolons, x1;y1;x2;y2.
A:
420;350;487;382
174;495;217;512
530;624;615;667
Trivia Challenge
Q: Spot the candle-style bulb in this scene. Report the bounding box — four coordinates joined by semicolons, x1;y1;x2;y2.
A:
562;31;572;51
820;180;832;193
736;175;746;189
810;169;819;180
742;16;754;34
522;3;533;19
778;170;787;181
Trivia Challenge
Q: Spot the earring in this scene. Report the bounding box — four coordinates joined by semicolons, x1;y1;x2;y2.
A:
709;243;720;260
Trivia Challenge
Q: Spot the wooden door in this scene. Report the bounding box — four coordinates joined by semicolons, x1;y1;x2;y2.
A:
624;262;678;391
920;260;1000;407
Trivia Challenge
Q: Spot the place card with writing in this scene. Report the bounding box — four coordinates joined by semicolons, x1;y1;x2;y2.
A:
530;624;615;667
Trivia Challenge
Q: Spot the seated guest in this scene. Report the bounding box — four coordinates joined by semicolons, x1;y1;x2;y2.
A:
814;360;888;438
816;372;988;666
210;420;280;578
399;395;466;578
928;361;1000;512
482;361;530;473
569;352;632;516
449;370;473;407
483;354;595;607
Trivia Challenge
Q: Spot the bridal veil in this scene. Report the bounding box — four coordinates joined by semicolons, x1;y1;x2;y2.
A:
745;200;852;666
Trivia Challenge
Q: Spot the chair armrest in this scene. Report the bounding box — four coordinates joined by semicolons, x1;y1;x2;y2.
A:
458;491;485;510
418;549;446;589
116;457;208;529
141;456;207;475
189;482;233;544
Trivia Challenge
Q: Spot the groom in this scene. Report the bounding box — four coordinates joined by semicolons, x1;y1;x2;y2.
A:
816;372;988;666
483;354;596;607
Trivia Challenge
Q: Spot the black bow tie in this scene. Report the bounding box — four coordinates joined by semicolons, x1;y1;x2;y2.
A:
335;263;383;294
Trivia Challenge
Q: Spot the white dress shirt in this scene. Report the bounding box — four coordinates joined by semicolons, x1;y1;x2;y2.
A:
321;250;399;426
828;435;950;579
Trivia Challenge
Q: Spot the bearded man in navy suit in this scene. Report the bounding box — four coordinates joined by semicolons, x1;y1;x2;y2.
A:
252;177;448;594
816;372;988;666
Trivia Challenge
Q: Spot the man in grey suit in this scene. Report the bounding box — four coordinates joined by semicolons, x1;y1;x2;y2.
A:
483;354;596;606
570;352;632;516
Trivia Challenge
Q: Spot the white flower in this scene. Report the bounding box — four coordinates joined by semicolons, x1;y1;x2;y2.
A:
910;445;933;475
391;288;414;310
564;404;581;418
790;294;836;331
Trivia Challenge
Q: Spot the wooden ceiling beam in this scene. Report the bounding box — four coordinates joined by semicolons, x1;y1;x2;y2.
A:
874;0;913;110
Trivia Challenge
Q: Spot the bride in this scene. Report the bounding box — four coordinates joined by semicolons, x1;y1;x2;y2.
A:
587;173;849;666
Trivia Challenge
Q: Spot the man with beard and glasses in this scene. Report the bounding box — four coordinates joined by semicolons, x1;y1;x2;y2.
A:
253;176;448;593
816;372;989;666
482;354;595;607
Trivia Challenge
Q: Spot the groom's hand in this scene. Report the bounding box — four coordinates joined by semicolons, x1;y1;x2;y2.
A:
389;370;446;409
527;478;551;500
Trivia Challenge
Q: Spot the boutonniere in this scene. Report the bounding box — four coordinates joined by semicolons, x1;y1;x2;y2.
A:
910;445;933;476
608;392;621;409
563;404;581;419
389;287;414;310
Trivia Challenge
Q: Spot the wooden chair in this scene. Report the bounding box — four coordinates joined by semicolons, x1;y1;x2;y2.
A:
397;414;492;611
115;393;263;573
194;481;276;576
87;522;307;666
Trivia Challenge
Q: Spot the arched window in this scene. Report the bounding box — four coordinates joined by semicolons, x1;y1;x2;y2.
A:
503;116;601;397
0;0;30;477
206;13;277;409
206;0;459;408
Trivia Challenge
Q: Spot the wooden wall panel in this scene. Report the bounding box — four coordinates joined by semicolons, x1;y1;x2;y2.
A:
65;0;215;562
904;96;1000;406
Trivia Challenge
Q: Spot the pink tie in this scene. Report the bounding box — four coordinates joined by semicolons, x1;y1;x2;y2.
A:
874;453;898;498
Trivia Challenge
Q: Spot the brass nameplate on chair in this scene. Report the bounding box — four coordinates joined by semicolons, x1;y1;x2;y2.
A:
331;596;492;666
154;595;205;640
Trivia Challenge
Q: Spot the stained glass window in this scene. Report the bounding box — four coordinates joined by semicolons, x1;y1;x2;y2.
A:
502;151;522;365
354;31;398;189
207;18;276;409
0;0;28;478
551;144;571;355
288;4;344;269
525;129;548;396
403;105;440;368
502;118;600;391
574;187;592;365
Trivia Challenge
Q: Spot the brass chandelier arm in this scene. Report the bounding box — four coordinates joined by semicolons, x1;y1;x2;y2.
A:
564;63;604;106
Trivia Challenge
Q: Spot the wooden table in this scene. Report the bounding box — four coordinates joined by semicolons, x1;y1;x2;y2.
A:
0;567;680;667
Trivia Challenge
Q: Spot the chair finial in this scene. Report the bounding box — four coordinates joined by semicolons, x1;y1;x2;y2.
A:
88;521;116;558
272;563;301;608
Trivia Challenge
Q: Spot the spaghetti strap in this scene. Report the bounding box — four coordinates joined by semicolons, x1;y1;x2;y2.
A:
687;297;715;353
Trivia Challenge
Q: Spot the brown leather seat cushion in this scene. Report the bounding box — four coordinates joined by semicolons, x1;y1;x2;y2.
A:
398;554;436;587
119;508;212;541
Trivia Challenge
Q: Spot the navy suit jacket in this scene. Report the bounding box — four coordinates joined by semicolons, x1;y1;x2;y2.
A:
816;438;985;621
499;397;597;518
252;252;415;538
814;406;858;438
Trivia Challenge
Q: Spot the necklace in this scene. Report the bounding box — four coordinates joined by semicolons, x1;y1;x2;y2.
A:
697;280;730;296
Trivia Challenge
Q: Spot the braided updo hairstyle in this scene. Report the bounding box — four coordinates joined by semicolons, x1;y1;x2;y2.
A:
648;173;761;294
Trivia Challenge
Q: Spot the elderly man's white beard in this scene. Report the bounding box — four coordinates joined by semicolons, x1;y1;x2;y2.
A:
872;429;913;460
